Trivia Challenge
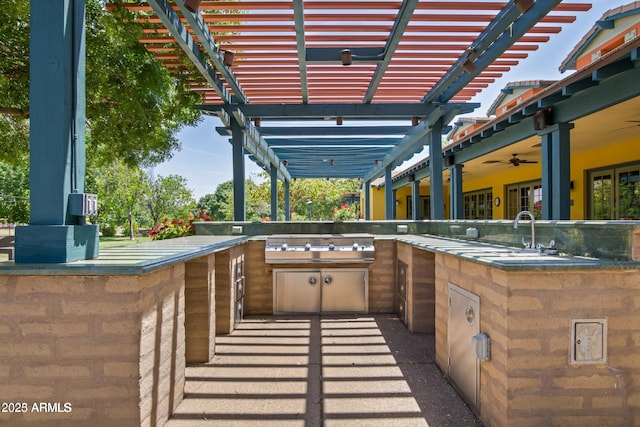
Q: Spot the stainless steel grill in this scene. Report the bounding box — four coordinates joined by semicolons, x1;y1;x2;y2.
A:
265;234;375;263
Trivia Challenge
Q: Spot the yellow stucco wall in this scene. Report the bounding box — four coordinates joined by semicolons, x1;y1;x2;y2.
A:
369;135;640;221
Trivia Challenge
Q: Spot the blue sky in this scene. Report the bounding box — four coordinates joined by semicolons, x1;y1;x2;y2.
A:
155;1;629;201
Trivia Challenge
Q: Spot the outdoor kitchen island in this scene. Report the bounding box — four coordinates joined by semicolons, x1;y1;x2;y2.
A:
1;221;640;426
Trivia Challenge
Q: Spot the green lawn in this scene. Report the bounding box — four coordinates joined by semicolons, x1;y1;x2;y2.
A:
99;236;152;248
0;236;152;261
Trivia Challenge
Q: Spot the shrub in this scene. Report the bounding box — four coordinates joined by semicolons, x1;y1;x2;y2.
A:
149;208;212;240
100;223;117;237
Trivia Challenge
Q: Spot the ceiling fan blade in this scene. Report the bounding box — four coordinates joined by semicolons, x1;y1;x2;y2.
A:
612;124;640;131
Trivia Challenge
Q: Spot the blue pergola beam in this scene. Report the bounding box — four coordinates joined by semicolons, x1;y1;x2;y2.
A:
256;126;413;137
401;54;640;189
228;108;291;182
306;47;385;63
175;0;247;104
292;0;309;103
362;103;476;182
424;0;562;104
146;0;231;103
265;137;401;146
201;103;442;119
363;0;419;103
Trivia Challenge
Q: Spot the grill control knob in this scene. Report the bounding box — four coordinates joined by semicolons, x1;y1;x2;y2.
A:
304;243;311;251
352;242;359;251
328;243;335;251
281;243;288;251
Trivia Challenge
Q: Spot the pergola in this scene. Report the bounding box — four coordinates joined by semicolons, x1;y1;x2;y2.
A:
119;0;590;220
20;0;591;262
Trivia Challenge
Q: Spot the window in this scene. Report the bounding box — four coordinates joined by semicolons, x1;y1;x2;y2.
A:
589;164;640;219
406;196;430;219
463;188;493;219
506;180;542;220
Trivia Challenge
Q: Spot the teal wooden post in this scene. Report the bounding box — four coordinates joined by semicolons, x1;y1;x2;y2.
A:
384;166;394;219
270;164;278;221
449;164;464;219
364;180;371;220
428;119;445;219
15;0;99;263
411;179;421;220
231;118;246;221
540;123;573;220
284;179;290;221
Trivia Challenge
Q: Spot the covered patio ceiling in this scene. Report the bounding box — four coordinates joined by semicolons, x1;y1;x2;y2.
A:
116;0;592;181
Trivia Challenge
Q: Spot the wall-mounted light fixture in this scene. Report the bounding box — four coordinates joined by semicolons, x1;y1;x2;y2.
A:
341;49;352;66
336;117;343;126
412;117;419;126
283;160;288;166
223;50;234;67
462;59;476;73
514;0;534;13
330;159;335;166
184;0;202;13
374;160;380;165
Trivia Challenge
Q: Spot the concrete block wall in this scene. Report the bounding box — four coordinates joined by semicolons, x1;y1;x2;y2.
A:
0;265;186;427
185;254;215;363
397;243;436;334
244;240;273;315
243;239;396;315
435;253;640;426
214;249;232;334
367;240;395;313
215;245;243;334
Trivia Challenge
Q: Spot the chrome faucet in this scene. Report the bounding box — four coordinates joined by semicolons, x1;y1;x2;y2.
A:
514;210;536;251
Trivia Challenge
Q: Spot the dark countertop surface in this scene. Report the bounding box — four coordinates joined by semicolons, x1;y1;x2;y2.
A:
0;235;249;275
0;234;637;275
392;234;640;271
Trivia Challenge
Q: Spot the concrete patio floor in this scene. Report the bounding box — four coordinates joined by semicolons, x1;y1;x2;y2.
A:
166;314;482;426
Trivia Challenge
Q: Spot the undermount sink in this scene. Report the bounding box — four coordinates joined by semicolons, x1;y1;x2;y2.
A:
505;251;552;257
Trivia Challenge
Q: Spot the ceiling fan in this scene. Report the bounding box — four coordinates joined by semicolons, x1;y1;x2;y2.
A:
483;153;538;167
612;120;640;131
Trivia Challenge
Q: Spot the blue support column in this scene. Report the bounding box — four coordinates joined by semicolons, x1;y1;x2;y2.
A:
392;189;398;219
449;164;464;219
411;179;421;220
364;180;371;220
15;0;99;263
231;119;246;221
284;179;290;221
540;123;573;220
270;164;278;221
428;119;445;219
385;166;394;220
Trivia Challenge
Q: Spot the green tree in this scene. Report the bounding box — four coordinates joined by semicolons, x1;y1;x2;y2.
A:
0;0;30;164
0;0;203;166
198;180;233;221
87;161;149;238
0;162;29;224
248;173;361;221
144;174;196;229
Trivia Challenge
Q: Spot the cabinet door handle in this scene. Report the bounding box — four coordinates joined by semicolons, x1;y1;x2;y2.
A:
308;276;318;285
323;275;333;285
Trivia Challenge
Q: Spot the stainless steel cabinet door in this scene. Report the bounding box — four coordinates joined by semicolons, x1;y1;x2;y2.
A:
321;269;368;313
274;270;321;313
447;283;480;408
